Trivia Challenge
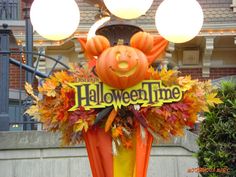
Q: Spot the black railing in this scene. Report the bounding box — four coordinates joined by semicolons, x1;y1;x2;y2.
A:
0;27;70;131
9;52;69;131
0;0;19;20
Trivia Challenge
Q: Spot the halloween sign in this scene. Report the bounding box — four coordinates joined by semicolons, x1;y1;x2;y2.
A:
69;80;182;111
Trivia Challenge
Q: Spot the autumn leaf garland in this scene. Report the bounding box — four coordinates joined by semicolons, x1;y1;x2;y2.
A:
25;65;222;146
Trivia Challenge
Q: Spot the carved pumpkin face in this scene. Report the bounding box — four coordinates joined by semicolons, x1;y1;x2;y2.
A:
96;45;148;89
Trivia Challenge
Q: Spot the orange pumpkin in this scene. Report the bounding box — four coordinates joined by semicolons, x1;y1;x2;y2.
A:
86;35;110;56
96;45;148;89
130;32;154;54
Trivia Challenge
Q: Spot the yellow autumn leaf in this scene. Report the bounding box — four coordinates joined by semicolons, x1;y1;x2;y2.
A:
54;71;73;83
73;119;89;132
25;82;39;101
177;76;196;91
25;82;33;95
38;80;57;97
159;68;172;79
206;93;223;107
159;69;178;85
51;116;59;124
46;90;57;97
201;104;210;112
149;67;155;73
203;80;215;93
25;105;40;119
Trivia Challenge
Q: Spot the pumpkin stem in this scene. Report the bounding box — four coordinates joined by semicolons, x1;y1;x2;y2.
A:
117;39;124;45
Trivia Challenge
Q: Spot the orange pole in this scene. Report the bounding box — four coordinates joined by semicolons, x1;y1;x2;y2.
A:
83;128;113;177
135;124;153;177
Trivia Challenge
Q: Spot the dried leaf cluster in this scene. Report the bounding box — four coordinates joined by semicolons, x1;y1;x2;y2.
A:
25;65;222;146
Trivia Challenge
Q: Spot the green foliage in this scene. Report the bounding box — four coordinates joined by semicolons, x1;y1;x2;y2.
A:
197;81;236;177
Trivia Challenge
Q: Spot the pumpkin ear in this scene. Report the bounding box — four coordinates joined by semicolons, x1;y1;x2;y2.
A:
85;35;110;57
130;32;154;54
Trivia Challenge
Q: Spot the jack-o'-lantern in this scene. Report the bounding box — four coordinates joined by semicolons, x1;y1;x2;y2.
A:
96;45;148;89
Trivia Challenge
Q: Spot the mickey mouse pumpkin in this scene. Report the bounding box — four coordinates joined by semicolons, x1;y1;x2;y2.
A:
81;31;168;89
96;45;148;89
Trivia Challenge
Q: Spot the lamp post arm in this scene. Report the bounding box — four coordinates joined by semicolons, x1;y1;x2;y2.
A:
9;58;48;78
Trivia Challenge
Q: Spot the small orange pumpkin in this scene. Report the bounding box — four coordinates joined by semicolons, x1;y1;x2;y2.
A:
86;35;110;56
130;31;154;54
96;45;148;89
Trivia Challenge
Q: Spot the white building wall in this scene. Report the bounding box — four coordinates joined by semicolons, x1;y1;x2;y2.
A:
0;131;200;177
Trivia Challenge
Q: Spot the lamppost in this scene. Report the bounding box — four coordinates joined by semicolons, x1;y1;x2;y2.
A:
0;24;11;131
23;0;34;84
21;0;34;130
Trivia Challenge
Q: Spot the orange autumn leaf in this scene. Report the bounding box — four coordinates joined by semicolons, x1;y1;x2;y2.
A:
112;126;123;138
54;71;73;83
159;68;178;86
145;67;161;80
38;79;58;97
105;109;117;132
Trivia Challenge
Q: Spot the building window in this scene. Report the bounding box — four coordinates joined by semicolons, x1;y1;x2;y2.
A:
0;0;19;20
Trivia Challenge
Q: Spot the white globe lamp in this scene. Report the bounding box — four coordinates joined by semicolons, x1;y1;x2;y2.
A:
30;0;80;41
155;0;204;43
103;0;153;19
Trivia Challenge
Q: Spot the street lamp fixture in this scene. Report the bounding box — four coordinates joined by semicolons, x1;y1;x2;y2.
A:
30;0;80;41
155;0;204;43
103;0;154;19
